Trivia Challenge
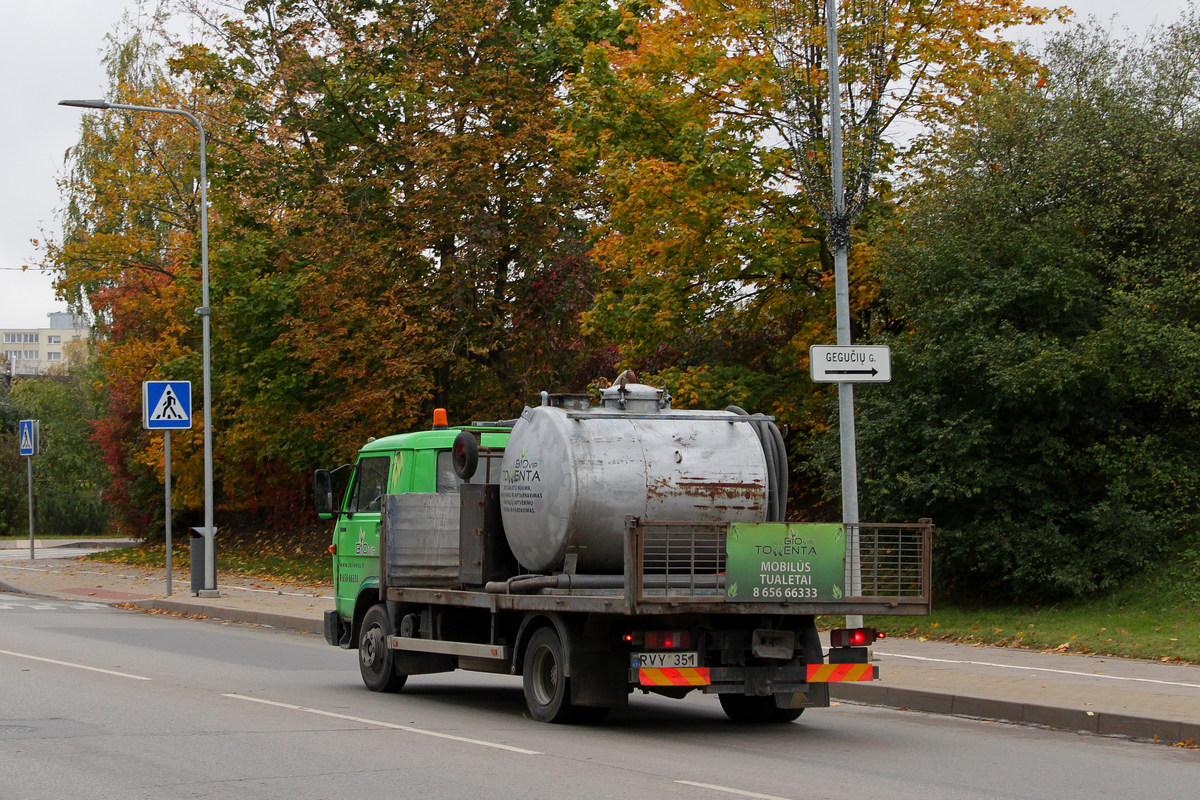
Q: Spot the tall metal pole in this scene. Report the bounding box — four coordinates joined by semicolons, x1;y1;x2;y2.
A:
164;430;173;596
195;116;216;595
27;456;35;560
824;0;863;628
58;99;216;595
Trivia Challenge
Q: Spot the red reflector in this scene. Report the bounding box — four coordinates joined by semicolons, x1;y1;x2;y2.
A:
644;631;691;650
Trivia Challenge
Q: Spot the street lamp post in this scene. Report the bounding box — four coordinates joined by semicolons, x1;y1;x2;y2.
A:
59;98;217;596
822;3;863;629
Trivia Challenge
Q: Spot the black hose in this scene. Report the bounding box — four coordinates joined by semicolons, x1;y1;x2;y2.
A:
769;419;788;519
726;405;788;522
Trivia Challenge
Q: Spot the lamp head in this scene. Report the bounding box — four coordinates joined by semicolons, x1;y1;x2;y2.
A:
58;99;111;110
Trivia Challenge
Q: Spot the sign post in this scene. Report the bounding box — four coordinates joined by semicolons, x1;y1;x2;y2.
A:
143;381;192;596
19;420;39;559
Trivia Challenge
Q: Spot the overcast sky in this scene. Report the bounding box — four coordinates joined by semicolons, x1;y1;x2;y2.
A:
0;0;1192;330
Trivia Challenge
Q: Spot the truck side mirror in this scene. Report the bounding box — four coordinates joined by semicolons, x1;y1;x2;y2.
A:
314;469;335;519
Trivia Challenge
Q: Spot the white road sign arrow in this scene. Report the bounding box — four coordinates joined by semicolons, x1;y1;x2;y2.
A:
809;345;892;383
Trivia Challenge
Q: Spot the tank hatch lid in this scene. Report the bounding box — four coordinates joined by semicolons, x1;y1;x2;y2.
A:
599;382;670;412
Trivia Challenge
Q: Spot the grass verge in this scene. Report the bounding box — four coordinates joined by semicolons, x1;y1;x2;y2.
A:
86;527;331;588
863;601;1198;664
861;554;1200;663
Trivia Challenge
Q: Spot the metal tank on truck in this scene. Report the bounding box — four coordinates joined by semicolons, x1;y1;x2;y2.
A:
498;377;790;573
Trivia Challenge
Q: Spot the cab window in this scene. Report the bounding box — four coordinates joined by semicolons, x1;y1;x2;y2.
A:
436;450;471;493
347;456;391;512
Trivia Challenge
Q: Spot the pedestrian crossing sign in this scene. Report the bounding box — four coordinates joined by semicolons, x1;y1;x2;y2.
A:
18;419;38;456
143;381;192;430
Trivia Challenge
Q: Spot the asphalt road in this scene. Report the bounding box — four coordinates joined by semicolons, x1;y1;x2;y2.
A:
2;593;1196;800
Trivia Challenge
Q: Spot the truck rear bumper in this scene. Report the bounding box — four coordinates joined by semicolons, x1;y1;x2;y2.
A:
634;663;878;690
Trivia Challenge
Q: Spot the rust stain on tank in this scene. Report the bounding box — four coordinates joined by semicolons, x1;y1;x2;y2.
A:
647;478;764;502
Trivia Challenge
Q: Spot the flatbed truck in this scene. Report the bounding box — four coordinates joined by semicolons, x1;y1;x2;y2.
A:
316;383;931;723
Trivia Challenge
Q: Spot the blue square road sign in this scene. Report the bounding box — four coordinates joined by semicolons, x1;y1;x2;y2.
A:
143;381;193;430
18;419;39;456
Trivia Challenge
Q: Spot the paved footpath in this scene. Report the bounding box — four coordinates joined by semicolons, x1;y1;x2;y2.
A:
1;541;1198;746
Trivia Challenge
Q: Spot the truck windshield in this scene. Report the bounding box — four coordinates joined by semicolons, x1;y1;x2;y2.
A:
349;455;391;512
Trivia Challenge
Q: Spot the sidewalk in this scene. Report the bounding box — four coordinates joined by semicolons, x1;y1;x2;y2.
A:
0;543;332;634
1;543;1197;745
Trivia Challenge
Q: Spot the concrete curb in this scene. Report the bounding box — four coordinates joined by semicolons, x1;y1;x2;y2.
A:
0;578;60;600
830;683;1200;744
131;598;325;635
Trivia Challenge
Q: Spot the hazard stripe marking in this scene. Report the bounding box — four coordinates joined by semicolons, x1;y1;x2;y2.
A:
639;667;712;686
806;663;874;682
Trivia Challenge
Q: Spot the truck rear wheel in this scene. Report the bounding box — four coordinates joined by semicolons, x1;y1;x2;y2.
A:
359;604;407;693
523;626;572;722
523;626;612;723
718;694;803;723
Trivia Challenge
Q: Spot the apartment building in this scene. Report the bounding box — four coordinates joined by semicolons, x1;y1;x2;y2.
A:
1;312;89;377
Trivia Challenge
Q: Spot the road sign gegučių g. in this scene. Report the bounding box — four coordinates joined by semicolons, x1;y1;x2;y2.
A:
143;381;193;430
18;419;39;456
809;345;892;383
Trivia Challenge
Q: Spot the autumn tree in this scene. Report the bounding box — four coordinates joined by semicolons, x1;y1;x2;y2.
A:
855;15;1200;600
171;0;617;468
47;17;211;536
561;0;1063;508
0;378;28;536
5;375;108;537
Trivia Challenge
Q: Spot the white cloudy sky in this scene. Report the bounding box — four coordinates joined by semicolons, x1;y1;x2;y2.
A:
0;0;1192;329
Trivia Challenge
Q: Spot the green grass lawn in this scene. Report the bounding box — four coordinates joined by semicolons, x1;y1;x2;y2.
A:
861;554;1200;663
863;601;1198;663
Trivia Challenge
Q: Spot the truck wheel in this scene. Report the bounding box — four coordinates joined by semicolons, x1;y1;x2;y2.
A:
523;626;576;723
359;604;407;693
770;706;804;723
715;695;782;724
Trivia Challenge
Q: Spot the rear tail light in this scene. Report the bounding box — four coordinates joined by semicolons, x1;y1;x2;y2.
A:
639;631;692;650
830;628;882;648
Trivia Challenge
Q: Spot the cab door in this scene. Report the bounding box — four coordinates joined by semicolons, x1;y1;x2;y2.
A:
333;454;392;618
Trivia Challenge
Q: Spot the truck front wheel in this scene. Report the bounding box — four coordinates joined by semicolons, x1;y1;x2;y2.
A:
359;604;407;693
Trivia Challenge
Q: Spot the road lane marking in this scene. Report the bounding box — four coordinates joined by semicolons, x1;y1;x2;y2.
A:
222;694;542;755
0;648;152;681
676;781;792;800
877;651;1200;690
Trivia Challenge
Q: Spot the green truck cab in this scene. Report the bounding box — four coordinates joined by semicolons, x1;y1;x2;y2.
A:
315;423;511;651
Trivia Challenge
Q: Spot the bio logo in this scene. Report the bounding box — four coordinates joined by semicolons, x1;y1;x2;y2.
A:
503;449;542;484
